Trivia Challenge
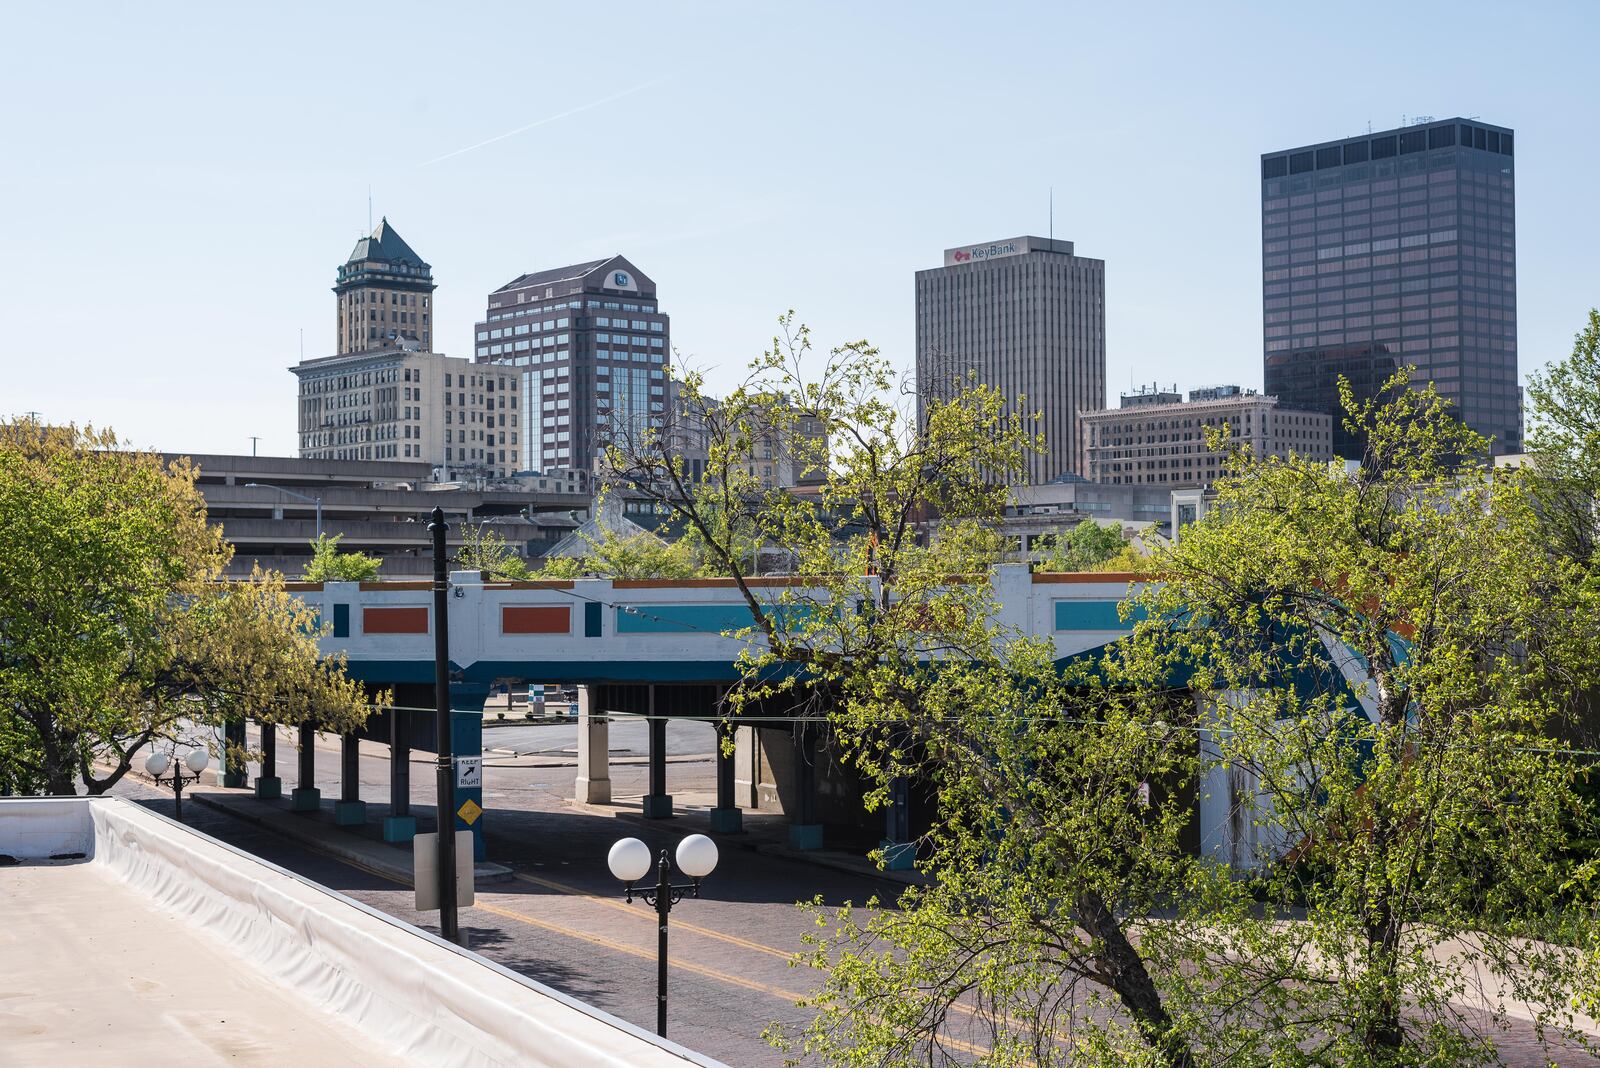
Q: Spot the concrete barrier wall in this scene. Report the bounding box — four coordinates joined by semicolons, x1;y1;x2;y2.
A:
0;797;724;1068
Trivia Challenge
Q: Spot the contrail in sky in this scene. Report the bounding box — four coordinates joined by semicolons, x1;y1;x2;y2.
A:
419;80;661;167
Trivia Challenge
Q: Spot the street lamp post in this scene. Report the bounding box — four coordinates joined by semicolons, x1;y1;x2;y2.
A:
428;505;458;944
607;834;719;1038
245;483;323;540
143;748;210;821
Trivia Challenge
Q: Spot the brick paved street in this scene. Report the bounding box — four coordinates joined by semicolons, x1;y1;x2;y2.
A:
114;724;1600;1066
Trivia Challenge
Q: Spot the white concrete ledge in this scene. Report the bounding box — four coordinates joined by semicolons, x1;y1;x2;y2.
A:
0;796;725;1068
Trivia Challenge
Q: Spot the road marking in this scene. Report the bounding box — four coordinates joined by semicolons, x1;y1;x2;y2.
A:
473;898;810;1002
473;899;992;1058
511;870;796;961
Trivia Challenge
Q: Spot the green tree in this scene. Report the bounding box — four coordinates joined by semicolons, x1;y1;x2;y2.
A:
303;532;383;582
1036;519;1132;572
1526;308;1600;569
456;525;531;580
533;528;700;579
0;421;378;795
1122;371;1600;1065
609;318;1219;1064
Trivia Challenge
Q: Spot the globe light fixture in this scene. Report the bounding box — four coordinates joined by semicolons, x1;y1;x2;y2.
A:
607;837;652;884
142;746;208;820
674;834;718;879
607;834;721;1038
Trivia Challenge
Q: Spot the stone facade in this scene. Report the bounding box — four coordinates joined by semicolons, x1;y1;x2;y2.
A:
916;236;1106;484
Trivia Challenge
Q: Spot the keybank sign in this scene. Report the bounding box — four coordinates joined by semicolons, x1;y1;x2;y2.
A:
944;238;1028;267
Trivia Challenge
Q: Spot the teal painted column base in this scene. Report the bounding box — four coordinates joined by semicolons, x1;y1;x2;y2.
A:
290;787;321;812
254;776;281;800
333;800;367;826
709;807;743;833
382;815;416;843
880;840;916;871
642;794;674;819
789;823;824;851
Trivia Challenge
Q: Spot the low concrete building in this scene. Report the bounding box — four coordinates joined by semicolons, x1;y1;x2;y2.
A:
1080;385;1333;488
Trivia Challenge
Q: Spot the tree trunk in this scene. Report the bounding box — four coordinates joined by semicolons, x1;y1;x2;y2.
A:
1361;675;1406;1058
1076;889;1194;1068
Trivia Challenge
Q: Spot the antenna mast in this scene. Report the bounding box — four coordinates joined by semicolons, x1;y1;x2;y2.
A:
1049;186;1054;242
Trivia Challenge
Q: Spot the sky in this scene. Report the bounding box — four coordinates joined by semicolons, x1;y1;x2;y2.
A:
3;1;1597;456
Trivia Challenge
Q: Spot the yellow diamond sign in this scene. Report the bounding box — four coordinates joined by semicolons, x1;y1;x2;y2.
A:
457;798;483;825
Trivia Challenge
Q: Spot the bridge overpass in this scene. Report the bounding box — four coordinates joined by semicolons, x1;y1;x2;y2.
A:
250;566;1146;865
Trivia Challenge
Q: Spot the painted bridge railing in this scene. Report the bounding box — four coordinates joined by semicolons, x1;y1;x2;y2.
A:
287;565;1148;686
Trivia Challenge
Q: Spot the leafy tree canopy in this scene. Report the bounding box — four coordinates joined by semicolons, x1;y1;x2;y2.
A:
0;421;379;795
302;532;383;582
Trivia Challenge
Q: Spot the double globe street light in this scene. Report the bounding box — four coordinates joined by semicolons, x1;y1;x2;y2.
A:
144;748;210;820
607;833;719;1038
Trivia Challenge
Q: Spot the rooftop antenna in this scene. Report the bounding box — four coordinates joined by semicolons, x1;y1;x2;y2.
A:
249;436;260;457
299;327;304;360
1049;186;1054;242
367;186;373;233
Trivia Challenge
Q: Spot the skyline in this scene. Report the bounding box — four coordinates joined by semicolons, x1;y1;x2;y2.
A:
4;2;1598;457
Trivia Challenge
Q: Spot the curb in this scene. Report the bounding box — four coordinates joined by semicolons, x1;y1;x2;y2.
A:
190;791;514;886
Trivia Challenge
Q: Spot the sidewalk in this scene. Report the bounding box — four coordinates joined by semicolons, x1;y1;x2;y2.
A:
187;787;513;886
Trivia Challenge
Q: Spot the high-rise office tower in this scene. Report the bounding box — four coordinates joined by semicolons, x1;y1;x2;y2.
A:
333;218;437;355
915;237;1106;484
1261;119;1518;456
473;256;670;474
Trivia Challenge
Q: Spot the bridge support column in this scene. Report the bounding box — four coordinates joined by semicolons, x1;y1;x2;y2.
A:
254;721;281;799
334;733;366;825
710;720;741;833
291;723;321;812
788;726;823;850
880;776;914;870
383;709;415;842
575;685;611;804
642;685;673;819
223;717;247;788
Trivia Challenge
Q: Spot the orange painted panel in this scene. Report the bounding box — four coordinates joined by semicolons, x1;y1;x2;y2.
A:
502;605;571;635
362;606;429;634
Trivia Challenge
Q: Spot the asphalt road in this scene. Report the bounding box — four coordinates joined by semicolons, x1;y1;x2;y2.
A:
111;726;923;1066
482;716;714;759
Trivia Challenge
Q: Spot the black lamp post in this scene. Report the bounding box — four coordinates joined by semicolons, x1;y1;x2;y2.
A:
428;505;458;944
144;748;210;820
608;834;719;1038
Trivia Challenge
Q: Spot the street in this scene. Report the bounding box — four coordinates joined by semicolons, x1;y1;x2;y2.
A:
115;722;915;1066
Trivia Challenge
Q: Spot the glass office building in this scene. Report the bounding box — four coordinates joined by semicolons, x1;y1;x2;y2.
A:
1261;118;1518;455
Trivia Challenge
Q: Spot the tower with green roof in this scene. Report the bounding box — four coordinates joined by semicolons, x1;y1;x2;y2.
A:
333;217;437;355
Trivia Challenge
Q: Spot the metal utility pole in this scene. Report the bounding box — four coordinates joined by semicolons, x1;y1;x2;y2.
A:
429;505;458;943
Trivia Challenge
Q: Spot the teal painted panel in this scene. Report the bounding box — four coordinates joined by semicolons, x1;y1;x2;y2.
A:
617;603;751;634
1054;599;1143;631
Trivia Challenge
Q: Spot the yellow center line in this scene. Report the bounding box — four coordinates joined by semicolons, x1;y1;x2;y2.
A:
174;787;994;1059
510;870;796;960
501;871;999;1049
473;898;812;1004
478;897;994;1061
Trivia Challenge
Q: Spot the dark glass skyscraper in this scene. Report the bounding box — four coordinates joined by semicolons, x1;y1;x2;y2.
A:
1261;118;1518;455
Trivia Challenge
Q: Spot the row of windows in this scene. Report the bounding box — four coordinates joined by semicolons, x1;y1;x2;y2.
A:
484;299;657;321
1263;124;1513;179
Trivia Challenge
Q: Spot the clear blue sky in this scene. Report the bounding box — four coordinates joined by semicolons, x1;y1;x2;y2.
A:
4;2;1596;456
